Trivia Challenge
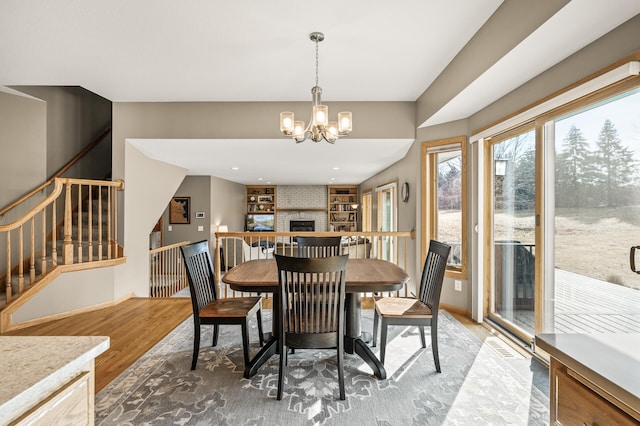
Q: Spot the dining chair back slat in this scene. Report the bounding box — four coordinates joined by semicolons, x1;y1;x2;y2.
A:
295;236;342;258
275;253;348;400
418;239;450;310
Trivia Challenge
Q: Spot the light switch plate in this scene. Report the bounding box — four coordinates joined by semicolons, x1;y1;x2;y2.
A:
454;280;462;291
198;226;204;232
168;225;172;231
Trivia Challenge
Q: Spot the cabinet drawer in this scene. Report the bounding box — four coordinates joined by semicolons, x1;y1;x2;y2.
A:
554;367;637;426
12;372;91;426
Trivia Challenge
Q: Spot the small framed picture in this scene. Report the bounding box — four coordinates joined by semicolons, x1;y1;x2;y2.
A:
257;195;273;203
195;211;205;219
169;197;190;224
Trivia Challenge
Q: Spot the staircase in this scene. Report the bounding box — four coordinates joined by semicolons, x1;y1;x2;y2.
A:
0;178;125;332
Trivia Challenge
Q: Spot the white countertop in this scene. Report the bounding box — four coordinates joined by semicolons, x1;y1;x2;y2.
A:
0;335;110;424
536;333;640;416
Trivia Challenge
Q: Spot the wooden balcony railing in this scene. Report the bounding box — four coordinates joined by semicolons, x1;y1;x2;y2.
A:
149;241;190;297
214;231;415;301
0;177;124;305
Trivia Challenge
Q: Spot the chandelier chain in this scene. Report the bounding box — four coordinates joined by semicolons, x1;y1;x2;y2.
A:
315;38;319;88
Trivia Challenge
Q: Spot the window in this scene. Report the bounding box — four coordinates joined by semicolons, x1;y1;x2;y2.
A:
422;137;467;278
361;191;372;232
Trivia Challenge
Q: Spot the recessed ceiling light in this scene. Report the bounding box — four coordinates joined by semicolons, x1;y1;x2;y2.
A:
329;177;335;181
257;177;264;181
332;167;340;170
231;167;239;170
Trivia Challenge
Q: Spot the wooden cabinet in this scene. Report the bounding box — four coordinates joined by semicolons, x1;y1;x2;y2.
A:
551;360;637;425
536;334;640;426
246;185;276;214
0;336;109;426
13;371;92;425
328;185;358;232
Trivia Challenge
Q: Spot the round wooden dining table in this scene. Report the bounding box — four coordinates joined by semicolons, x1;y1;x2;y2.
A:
222;258;409;380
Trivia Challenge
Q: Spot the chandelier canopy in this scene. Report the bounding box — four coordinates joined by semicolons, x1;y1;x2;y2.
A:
279;32;352;144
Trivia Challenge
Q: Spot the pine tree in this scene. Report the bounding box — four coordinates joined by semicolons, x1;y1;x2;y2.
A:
593;119;637;207
555;124;591;208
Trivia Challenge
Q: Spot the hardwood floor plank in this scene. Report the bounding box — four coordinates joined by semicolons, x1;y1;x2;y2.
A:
2;297;192;392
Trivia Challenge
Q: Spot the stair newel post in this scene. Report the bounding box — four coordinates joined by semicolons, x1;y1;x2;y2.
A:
18;224;24;293
51;199;57;267
63;180;74;265
5;233;11;303
29;217;35;284
40;208;47;277
97;186;103;261
77;183;83;264
88;184;93;262
214;233;221;294
107;185;112;260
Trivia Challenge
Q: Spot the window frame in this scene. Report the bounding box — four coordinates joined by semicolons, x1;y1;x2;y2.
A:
421;136;467;279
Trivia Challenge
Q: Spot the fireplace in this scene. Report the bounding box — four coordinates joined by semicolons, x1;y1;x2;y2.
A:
289;220;315;232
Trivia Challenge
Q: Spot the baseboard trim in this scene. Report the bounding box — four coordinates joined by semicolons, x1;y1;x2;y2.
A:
3;292;134;333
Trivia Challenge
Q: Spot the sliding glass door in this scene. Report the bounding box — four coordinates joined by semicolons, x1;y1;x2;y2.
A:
487;126;537;338
545;87;640;334
485;84;640;342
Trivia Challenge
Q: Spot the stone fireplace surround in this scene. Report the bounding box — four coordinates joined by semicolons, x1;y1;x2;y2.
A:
275;185;328;233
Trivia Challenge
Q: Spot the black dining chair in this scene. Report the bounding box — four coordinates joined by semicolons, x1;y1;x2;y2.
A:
295;236;342;257
372;240;451;372
181;240;264;370
275;253;349;400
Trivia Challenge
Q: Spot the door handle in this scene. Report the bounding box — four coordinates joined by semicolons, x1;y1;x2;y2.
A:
631;246;640;274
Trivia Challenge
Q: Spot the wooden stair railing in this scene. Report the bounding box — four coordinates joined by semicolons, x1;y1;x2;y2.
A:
0;177;124;306
149;241;190;297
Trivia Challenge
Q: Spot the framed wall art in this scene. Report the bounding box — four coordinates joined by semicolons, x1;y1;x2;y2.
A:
170;196;191;224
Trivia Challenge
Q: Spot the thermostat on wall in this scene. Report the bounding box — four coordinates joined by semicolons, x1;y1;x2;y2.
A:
195;212;205;219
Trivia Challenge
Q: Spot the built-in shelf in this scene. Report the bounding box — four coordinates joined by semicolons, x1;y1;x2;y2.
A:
328;185;358;232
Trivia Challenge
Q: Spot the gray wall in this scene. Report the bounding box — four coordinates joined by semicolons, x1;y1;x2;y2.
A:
161;176;212;246
210;176;246;233
0;90;46;211
10;86;112;180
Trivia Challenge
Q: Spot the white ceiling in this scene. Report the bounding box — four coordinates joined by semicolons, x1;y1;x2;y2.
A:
2;0;639;185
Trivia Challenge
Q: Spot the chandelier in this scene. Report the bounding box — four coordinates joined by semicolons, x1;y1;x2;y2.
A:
279;32;352;144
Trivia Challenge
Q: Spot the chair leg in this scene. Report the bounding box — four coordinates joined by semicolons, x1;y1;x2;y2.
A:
380;318;388;364
256;309;264;347
337;336;345;400
277;339;286;400
431;322;441;373
191;324;201;370
212;324;219;347
372;309;379;347
419;326;426;348
241;320;250;367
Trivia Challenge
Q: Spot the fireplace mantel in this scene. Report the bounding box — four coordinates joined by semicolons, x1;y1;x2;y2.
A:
278;208;326;212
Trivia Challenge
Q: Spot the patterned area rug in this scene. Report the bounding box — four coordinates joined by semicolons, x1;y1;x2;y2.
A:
95;310;549;425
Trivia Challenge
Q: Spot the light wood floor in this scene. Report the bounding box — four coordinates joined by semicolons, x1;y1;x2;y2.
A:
3;297;192;392
2;298;527;394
